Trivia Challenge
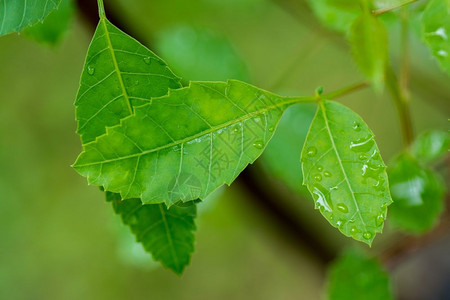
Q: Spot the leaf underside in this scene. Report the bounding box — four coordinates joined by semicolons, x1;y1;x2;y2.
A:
107;192;197;274
301;100;392;245
421;0;450;74
0;0;61;36
74;80;297;206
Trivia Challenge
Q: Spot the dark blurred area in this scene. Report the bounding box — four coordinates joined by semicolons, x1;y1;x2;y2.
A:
0;0;448;299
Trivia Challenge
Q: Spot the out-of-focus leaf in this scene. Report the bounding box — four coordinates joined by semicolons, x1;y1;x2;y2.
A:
23;0;73;46
301;100;392;245
421;0;450;74
156;25;248;81
107;192;197;274
388;153;445;233
261;103;316;193
327;250;393;300
75;15;181;144
74;80;312;206
0;0;61;37
349;8;388;91
411;130;450;164
307;0;360;34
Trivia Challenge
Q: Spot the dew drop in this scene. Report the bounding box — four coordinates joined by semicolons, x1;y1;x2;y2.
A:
363;232;372;239
87;66;95;75
350;227;358;234
359;154;368;160
306;147;317;157
336;203;348;213
353;122;361;131
336;220;343;228
144;56;151;64
376;214;384;226
253;140;264;149
317;165;323;172
268;126;275;132
312;183;333;212
324;171;332;177
350;135;375;153
314;174;322;181
232;126;240;134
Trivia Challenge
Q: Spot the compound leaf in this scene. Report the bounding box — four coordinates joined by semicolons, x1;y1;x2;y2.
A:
388;153;445;234
327;250;393;300
301;100;392;245
75;15;181;144
0;0;61;36
421;0;450;74
74;80;307;206
349;7;388;91
23;0;73;46
107;192;197;274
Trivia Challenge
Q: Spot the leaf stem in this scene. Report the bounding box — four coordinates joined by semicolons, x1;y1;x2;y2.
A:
97;0;106;18
322;82;369;100
372;0;419;16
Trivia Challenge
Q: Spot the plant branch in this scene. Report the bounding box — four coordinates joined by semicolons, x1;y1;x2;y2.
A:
372;0;419;16
322;82;369;100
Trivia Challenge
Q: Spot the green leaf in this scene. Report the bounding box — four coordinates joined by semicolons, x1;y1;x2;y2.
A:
23;0;73;46
421;0;450;74
0;0;61;36
156;25;249;81
327;250;393;300
75;16;181;144
106;192;197;274
349;8;388;91
74;80;311;206
301;100;392;245
411;130;450;165
307;0;360;34
388;153;445;234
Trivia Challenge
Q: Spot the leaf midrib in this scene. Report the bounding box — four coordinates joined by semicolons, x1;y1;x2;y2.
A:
159;204;179;271
100;16;133;115
75;96;310;167
319;101;367;231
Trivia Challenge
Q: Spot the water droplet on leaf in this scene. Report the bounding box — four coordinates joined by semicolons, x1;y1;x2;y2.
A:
324;171;331;177
314;174;322;181
87;66;95;75
363;232;372;239
144;56;151;64
253;141;264;149
268;126;274;132
306;147;317;157
353;122;361;131
337;203;348;213
317;165;323;171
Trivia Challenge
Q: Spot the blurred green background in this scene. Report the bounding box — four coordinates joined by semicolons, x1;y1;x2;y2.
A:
0;0;448;299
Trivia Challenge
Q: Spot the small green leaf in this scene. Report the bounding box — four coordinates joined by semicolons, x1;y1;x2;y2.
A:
349;8;388;90
75;16;181;144
388;153;445;234
301;100;392;245
106;192;197;274
74;80;311;206
307;0;360;34
23;0;73;46
411;130;450;164
327;250;393;300
421;0;450;74
0;0;61;36
156;25;249;81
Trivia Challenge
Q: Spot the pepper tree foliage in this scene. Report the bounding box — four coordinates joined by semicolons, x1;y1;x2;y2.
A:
0;0;448;298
